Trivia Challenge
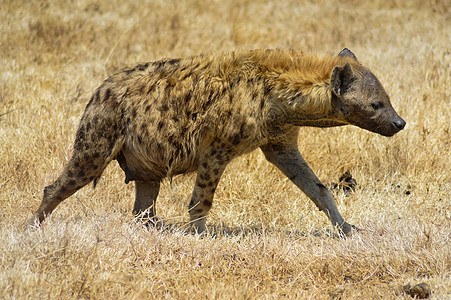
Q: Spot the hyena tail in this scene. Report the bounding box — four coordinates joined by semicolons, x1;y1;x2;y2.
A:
28;93;124;226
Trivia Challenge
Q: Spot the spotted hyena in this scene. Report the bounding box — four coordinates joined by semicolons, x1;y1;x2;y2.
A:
28;48;405;236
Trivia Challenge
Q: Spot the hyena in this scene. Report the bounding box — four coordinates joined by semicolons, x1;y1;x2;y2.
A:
28;48;405;236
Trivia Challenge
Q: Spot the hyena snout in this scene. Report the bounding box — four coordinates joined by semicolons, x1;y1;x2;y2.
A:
382;110;406;136
382;111;406;136
349;106;406;137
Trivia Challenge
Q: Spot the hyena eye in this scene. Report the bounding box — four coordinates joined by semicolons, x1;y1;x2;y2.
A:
371;102;383;110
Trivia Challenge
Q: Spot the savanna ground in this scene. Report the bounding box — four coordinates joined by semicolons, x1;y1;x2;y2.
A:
1;0;450;298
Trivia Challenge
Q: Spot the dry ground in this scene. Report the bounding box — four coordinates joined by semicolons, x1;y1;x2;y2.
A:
1;0;450;298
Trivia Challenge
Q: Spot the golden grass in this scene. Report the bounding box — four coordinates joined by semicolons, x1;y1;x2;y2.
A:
1;0;450;298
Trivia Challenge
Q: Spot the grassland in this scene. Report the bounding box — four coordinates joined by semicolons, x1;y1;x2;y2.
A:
0;0;450;298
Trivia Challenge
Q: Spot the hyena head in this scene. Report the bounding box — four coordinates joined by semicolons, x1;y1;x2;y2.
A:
331;49;406;137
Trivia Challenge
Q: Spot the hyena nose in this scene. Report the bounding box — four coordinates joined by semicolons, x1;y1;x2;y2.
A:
393;118;406;130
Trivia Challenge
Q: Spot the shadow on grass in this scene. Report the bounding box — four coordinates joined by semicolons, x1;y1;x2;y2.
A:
134;219;346;240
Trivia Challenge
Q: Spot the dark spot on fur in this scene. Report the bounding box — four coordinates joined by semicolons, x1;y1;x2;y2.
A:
157;121;164;130
264;84;272;95
183;91;192;104
159;104;169;112
239;123;246;137
210;149;217;156
216;153;223;161
76;128;85;140
167;58;181;65
104;88;111;101
68;180;76;186
147;83;156;94
60;186;67;193
153;60;165;69
213;169;219;175
121;88;129;101
94;89;100;102
92;116;99;126
92;153;100;159
134;62;149;71
108;139;116;152
202;162;208;169
124;68;134;75
77;171;85;178
168;135;174;144
231;134;241;145
67;170;74;177
202;173;211;181
198;183;206;188
207;181;214;187
203;200;213;208
211;188;216;193
130;107;137;119
74;141;82;151
56;196;63;201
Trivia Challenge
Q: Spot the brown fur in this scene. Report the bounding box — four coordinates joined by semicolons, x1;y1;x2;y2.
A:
28;49;405;236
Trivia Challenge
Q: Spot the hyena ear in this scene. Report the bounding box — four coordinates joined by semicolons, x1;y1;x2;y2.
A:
331;63;355;96
338;48;359;62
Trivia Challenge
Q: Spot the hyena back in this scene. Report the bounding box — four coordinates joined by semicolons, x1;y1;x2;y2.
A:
29;49;405;235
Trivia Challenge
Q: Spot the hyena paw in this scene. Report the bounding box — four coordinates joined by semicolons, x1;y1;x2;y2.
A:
24;214;42;230
189;218;207;235
337;222;359;238
134;213;164;229
145;216;164;229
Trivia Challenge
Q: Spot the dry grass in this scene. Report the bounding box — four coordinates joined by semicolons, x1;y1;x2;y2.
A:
1;0;450;298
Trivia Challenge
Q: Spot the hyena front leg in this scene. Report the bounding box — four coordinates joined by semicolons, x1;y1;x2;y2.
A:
188;160;227;234
133;181;161;227
261;143;356;236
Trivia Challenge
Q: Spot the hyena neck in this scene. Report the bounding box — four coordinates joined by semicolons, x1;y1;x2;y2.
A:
251;50;354;127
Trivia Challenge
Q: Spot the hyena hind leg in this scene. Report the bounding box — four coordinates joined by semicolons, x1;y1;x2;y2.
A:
27;151;112;226
133;181;162;228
